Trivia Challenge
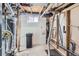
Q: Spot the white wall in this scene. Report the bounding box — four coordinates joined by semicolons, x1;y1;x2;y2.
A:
20;13;46;50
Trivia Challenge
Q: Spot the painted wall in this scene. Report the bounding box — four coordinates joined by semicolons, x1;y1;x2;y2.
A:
20;13;46;50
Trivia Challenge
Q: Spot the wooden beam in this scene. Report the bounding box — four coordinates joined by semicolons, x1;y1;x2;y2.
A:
20;5;44;14
51;3;64;11
16;6;20;52
51;3;74;12
66;10;71;56
56;4;74;12
40;4;53;17
51;3;67;11
55;4;70;11
62;4;79;12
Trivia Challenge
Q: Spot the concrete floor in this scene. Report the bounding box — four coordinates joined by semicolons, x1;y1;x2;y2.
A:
15;44;47;56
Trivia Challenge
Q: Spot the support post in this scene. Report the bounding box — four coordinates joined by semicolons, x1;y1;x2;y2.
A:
16;6;20;52
56;14;59;48
66;10;71;56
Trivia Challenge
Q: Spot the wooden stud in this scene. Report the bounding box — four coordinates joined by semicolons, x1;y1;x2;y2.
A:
66;10;71;56
16;6;20;52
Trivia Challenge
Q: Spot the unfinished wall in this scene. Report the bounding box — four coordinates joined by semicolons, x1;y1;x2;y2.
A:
20;13;46;50
50;5;79;55
71;6;79;54
49;13;67;55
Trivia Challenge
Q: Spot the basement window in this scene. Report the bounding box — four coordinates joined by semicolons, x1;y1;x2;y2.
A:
34;17;39;22
27;15;39;23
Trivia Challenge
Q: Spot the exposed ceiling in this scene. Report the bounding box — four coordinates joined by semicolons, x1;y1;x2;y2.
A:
3;3;74;16
19;3;48;14
2;3;49;16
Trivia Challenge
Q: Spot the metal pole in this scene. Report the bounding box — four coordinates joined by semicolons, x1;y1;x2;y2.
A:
56;14;59;48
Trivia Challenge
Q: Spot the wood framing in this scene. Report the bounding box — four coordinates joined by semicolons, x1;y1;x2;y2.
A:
16;6;20;52
62;4;79;12
66;10;71;56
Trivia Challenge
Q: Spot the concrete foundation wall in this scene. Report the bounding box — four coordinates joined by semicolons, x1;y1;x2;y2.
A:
20;13;46;50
